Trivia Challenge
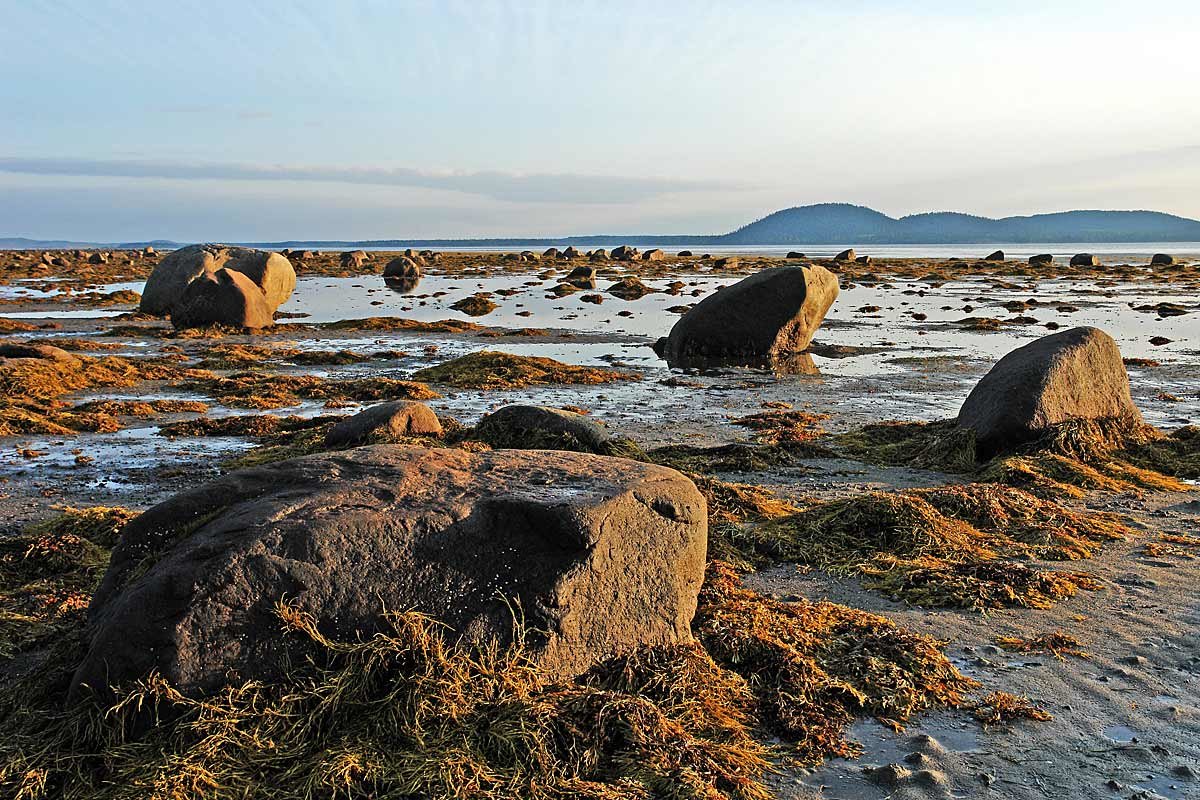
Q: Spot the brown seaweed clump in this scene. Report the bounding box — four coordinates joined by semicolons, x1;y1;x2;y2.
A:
177;373;439;410
995;630;1089;661
695;562;977;763
731;410;828;449
0;602;773;800
0;508;134;660
412;351;638;390
972;691;1052;726
835;417;1195;497
750;483;1121;609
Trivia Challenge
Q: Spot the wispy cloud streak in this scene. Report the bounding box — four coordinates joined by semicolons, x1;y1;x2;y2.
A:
0;157;734;204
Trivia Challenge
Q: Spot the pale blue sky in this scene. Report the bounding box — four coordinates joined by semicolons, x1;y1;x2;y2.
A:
2;0;1198;240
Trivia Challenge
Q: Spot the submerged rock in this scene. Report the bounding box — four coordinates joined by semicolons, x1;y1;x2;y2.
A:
75;446;707;696
474;404;612;453
656;265;839;365
957;326;1142;454
324;400;443;446
140;244;296;317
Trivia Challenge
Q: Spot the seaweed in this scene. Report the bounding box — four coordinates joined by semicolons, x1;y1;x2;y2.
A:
412;351;638;390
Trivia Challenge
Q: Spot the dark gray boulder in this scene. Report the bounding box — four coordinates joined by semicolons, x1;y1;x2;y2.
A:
1028;254;1054;266
383;256;422;278
984;250;1005;261
657;265;839;365
1070;253;1100;267
74;446;707;697
957;326;1142;454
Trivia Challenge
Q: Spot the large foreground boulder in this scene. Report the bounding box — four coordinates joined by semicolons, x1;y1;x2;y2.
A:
171;268;276;330
74;446;706;698
140;244;296;316
656;265;839;364
957;326;1142;454
474;405;612;453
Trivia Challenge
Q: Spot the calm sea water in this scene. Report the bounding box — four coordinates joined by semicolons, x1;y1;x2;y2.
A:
336;242;1200;261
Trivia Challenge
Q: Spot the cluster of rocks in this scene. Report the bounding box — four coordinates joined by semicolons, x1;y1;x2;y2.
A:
139;244;297;329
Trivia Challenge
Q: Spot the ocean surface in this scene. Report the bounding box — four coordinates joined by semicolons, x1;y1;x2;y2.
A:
323;242;1200;261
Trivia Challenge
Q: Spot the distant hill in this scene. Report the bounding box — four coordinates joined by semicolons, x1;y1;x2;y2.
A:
6;204;1200;249
722;204;1200;244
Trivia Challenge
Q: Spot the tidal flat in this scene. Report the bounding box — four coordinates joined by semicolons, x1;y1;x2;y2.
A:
1;247;1198;799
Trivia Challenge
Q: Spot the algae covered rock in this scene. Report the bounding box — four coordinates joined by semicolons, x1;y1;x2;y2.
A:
656;265;839;365
75;446;707;697
957;326;1142;454
474;404;612;453
324;400;443;446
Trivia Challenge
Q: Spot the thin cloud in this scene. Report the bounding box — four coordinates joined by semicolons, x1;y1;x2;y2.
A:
0;157;736;204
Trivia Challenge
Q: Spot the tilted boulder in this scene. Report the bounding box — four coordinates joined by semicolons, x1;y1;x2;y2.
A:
170;268;276;330
656;265;839;365
611;245;639;261
1070;253;1100;267
957;326;1142;454
473;405;612;453
833;248;856;262
984;250;1005;261
0;343;80;365
140;244;296;316
73;446;706;697
324;401;443;446
642;248;666;261
1028;253;1054;266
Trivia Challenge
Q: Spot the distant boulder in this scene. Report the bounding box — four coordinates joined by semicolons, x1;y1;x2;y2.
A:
984;250;1005;261
1069;253;1100;267
562;246;582;259
677;250;693;257
74;446;707;696
563;265;598;289
643;248;666;261
140;244;296;317
170;268;276;330
611;245;639;261
383;256;422;278
656;265;839;365
833;248;856;262
957;326;1142;455
87;252;109;264
589;248;610;261
1028;253;1054;266
473;404;612;453
855;255;872;265
713;257;740;270
324;401;442;446
543;247;560;259
786;251;806;259
340;250;370;269
1151;253;1177;266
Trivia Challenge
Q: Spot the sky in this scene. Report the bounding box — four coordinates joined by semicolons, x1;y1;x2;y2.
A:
2;0;1199;241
